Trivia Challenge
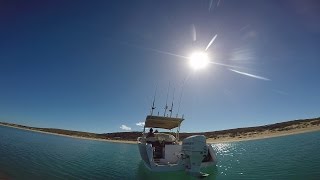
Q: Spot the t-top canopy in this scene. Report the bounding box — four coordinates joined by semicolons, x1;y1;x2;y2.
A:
144;115;184;130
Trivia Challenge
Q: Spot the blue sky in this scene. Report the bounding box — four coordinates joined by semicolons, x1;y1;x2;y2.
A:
1;0;319;133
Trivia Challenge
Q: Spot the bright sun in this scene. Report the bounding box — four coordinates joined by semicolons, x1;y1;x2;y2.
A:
189;51;209;70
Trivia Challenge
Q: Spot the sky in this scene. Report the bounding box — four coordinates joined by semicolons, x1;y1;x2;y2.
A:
0;0;320;133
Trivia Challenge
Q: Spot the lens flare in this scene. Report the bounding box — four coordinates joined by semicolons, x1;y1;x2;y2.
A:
189;51;209;70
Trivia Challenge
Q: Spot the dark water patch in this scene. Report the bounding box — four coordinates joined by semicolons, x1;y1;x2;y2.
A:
0;171;11;180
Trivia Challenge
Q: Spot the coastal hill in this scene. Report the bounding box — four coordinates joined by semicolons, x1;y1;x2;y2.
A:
1;117;319;143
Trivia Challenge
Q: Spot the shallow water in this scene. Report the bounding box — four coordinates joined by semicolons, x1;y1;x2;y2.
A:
0;126;319;179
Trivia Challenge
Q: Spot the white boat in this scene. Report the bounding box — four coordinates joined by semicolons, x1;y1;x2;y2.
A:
137;115;217;177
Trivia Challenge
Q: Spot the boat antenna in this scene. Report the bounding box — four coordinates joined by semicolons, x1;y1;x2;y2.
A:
177;77;187;117
150;87;157;115
169;87;175;117
164;82;170;116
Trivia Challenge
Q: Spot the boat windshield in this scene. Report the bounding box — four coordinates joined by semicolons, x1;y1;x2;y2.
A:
146;133;176;142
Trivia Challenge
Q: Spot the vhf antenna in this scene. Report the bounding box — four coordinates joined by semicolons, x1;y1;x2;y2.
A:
169;87;175;117
164;82;170;116
150;87;157;115
177;77;187;117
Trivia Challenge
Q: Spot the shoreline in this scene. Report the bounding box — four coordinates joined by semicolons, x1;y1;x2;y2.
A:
206;126;320;143
1;123;319;144
0;124;136;144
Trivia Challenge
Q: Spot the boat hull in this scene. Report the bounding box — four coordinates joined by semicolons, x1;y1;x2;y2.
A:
138;142;217;172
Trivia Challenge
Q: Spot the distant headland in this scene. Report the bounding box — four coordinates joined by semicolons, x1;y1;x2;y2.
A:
1;117;319;144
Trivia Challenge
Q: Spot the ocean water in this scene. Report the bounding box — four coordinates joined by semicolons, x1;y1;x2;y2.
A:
0;126;320;180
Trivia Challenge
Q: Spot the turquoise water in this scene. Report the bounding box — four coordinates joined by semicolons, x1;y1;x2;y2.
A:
0;126;320;180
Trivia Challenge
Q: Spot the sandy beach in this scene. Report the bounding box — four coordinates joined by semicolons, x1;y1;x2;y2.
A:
206;125;320;143
1;121;319;144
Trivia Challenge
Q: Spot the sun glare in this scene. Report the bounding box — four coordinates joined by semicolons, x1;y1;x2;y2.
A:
189;51;209;70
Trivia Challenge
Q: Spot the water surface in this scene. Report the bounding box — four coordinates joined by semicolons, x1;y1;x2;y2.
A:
0;126;319;179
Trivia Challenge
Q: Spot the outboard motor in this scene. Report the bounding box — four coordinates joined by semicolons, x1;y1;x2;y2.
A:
182;135;208;176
